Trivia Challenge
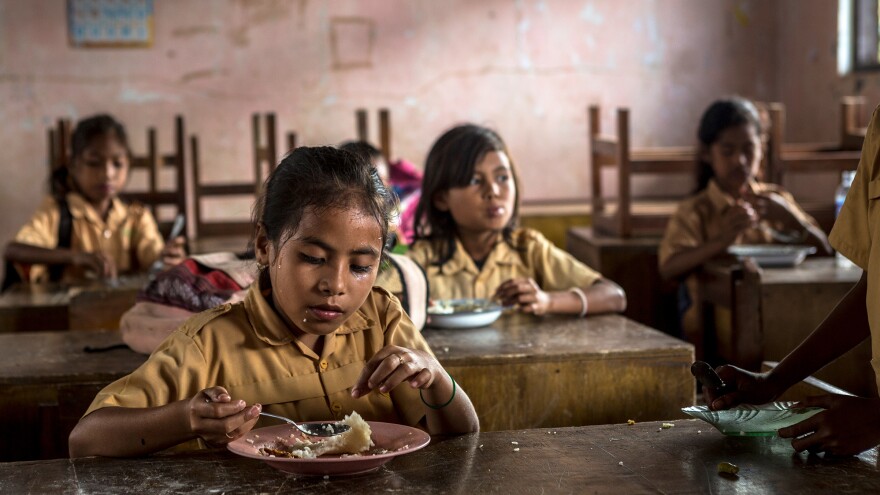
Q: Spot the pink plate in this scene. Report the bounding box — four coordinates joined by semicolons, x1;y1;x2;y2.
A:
227;421;430;476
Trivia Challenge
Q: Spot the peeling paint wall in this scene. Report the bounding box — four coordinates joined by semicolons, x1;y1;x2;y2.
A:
774;0;874;201
0;0;779;244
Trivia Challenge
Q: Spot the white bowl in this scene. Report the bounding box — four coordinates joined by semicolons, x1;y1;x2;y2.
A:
727;244;816;267
426;299;503;329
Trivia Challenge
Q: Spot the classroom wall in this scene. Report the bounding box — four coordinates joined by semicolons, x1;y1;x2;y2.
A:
774;0;873;202
0;0;785;246
775;0;874;143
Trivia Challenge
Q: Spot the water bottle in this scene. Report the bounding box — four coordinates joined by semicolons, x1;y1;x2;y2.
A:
835;170;856;267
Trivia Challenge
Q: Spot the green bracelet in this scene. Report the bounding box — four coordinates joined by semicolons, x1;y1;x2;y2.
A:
420;373;456;410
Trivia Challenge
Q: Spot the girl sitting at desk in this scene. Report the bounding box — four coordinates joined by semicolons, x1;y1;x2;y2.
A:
407;124;626;317
3;114;185;288
68;146;478;457
658;97;831;282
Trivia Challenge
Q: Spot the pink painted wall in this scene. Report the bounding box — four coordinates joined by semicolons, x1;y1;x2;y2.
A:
0;0;784;245
774;0;874;201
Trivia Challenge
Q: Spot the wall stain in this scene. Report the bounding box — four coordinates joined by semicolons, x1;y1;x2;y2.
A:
180;68;223;83
171;25;221;38
330;16;375;70
228;0;292;47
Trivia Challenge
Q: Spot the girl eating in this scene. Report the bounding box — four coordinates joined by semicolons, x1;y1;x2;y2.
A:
658;97;831;281
68;146;478;457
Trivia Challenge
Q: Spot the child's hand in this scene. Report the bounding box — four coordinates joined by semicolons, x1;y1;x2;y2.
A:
73;251;117;279
189;386;261;445
493;278;551;315
160;236;187;267
778;395;880;456
350;346;441;398
704;364;780;411
717;201;757;244
744;190;799;226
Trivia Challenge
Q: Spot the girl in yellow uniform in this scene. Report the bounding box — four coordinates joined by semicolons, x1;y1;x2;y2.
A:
68;146;478;457
659;97;830;282
4;114;185;285
408;124;625;317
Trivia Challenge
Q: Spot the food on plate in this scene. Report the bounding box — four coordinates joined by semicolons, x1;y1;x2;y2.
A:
258;411;373;459
427;299;493;315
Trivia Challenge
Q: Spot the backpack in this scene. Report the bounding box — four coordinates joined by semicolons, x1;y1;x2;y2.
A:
1;197;73;291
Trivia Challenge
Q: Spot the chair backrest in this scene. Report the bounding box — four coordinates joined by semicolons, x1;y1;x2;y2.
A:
354;107;393;160
765;100;863;186
47;118;73;176
120;115;188;236
190;113;278;239
588;106;694;238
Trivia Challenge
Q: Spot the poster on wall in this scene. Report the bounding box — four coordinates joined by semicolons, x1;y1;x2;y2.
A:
68;0;154;48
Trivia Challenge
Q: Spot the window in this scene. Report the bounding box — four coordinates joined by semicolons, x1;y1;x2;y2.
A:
850;0;880;72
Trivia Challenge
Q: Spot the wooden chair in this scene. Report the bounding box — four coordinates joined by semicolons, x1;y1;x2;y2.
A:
120;116;188;236
588;106;694;238
697;259;875;395
764;99;864;232
189;113;278;245
355;107;393;160
47;118;73;175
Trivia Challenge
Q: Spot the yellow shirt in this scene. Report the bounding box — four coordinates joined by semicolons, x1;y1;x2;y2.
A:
84;282;432;437
13;192;164;282
408;228;602;300
829;104;880;394
658;180;818;266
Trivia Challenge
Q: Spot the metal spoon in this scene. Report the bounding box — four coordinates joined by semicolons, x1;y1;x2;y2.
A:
690;361;734;395
259;412;351;437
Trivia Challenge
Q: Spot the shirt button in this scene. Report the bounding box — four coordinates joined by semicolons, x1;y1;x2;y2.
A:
331;402;342;412
319;360;328;371
103;229;112;239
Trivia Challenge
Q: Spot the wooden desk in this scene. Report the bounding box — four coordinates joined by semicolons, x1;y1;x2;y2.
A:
566;227;680;334
0;276;146;332
428;313;694;431
3;421;877;494
0;330;147;461
0;315;693;461
699;258;873;395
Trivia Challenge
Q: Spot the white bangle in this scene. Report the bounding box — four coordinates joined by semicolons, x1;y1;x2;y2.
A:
570;288;588;317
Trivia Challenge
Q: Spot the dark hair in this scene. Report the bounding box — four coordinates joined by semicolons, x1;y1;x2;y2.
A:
413;124;520;264
253;146;396;258
51;114;130;198
339;141;383;163
694;97;762;193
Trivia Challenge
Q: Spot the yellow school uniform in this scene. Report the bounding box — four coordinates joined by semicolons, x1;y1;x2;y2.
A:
13;192;164;282
408;228;602;300
658;179;819;267
84;282;432;438
829;105;880;394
